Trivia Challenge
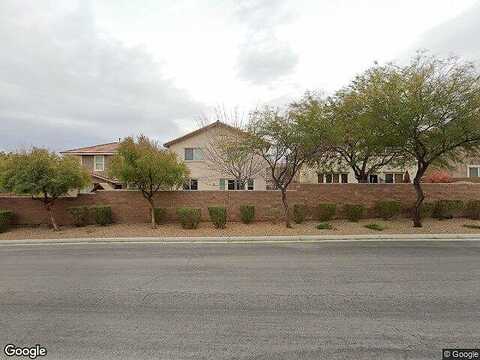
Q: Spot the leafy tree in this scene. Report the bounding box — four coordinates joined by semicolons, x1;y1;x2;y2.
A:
359;53;480;227
323;87;403;182
0;149;90;231
246;94;336;227
110;135;188;228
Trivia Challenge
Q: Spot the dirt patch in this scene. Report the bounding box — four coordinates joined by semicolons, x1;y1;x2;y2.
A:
1;218;480;240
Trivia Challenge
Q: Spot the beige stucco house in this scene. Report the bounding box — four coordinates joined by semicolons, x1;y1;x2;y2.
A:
163;121;268;191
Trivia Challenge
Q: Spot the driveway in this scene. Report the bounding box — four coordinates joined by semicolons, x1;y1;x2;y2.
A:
0;240;479;359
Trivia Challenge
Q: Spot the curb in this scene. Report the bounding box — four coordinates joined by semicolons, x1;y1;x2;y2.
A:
1;233;480;246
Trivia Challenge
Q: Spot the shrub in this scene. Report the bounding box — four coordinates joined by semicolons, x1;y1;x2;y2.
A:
343;204;365;222
293;204;307;224
67;206;90;227
463;224;480;229
316;222;332;230
375;200;401;220
419;202;434;219
154;208;167;224
240;205;255;224
364;223;385;231
267;207;282;224
317;203;336;221
423;170;452;183
208;207;227;229
93;206;113;226
464;200;480;220
177;208;201;229
432;200;464;220
0;209;13;233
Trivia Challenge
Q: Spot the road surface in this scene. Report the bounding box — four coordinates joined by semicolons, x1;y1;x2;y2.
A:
0;240;479;359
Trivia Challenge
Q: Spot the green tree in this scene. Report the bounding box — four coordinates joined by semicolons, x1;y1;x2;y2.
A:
360;53;480;227
247;94;337;227
110;135;188;228
323;87;403;182
0;149;90;231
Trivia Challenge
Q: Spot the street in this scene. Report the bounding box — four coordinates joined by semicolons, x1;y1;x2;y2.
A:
0;240;479;359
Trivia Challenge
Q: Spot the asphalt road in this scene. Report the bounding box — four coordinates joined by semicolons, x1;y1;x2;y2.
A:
0;241;479;360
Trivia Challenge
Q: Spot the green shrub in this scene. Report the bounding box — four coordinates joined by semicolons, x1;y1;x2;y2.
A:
464;200;480;220
208;207;227;229
364;223;385;231
0;209;13;233
293;204;307;224
154;208;167;224
343;204;365;222
316;222;332;230
432;200;464;220
177;208;201;229
317;203;336;221
463;224;480;229
419;202;435;219
67;206;90;227
240;205;255;224
375;200;401;220
93;206;113;226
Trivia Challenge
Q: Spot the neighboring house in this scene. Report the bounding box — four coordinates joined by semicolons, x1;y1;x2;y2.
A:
60;142;122;190
164;121;268;191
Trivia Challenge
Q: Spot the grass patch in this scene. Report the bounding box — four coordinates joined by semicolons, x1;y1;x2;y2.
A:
316;222;333;230
364;223;385;231
463;224;480;229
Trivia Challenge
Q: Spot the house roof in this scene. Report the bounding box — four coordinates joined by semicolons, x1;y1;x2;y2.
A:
163;121;242;148
61;142;120;155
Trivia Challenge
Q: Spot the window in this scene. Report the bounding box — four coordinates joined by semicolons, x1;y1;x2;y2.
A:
184;148;203;161
183;179;198;190
469;166;480;178
369;174;378;183
227;179;242;190
247;179;254;191
385;173;405;183
319;173;348;184
94;155;105;172
220;179;254;190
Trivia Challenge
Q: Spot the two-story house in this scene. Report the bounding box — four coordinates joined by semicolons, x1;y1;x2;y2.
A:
60;141;122;190
163;121;268;190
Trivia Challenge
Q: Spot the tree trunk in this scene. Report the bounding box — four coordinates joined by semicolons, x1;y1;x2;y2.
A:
281;188;291;228
412;166;427;228
45;202;59;231
147;197;157;229
355;171;369;183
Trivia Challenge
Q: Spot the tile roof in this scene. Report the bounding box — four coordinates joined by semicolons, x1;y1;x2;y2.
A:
61;142;119;155
163;121;242;148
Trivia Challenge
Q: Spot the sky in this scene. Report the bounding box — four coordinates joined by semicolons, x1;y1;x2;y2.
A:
1;0;479;151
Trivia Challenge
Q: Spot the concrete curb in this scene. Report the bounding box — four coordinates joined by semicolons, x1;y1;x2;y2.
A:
1;233;480;246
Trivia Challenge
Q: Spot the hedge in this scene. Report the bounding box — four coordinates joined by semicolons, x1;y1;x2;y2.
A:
67;206;90;227
293;204;307;224
375;200;401;220
317;203;336;221
154;208;167;224
343;204;365;222
432;200;464;220
93;206;113;226
464;200;480;220
177;208;201;229
208;207;227;229
0;209;13;233
240;205;255;224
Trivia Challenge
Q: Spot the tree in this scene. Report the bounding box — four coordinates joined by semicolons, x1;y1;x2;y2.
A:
323;87;403;182
0;149;90;231
204;123;266;190
110;135;189;228
246;94;336;227
359;53;480;227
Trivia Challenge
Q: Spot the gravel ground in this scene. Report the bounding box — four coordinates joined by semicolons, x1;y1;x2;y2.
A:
1;218;480;240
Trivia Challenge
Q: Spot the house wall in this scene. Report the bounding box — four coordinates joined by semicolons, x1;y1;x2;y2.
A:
72;154;114;181
167;126;268;190
2;183;480;226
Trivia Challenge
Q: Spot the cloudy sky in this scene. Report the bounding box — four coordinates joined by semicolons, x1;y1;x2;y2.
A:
1;0;479;151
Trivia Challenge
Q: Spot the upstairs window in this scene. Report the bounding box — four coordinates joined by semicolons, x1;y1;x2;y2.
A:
184;148;203;161
385;173;405;183
318;173;348;184
94;155;105;172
